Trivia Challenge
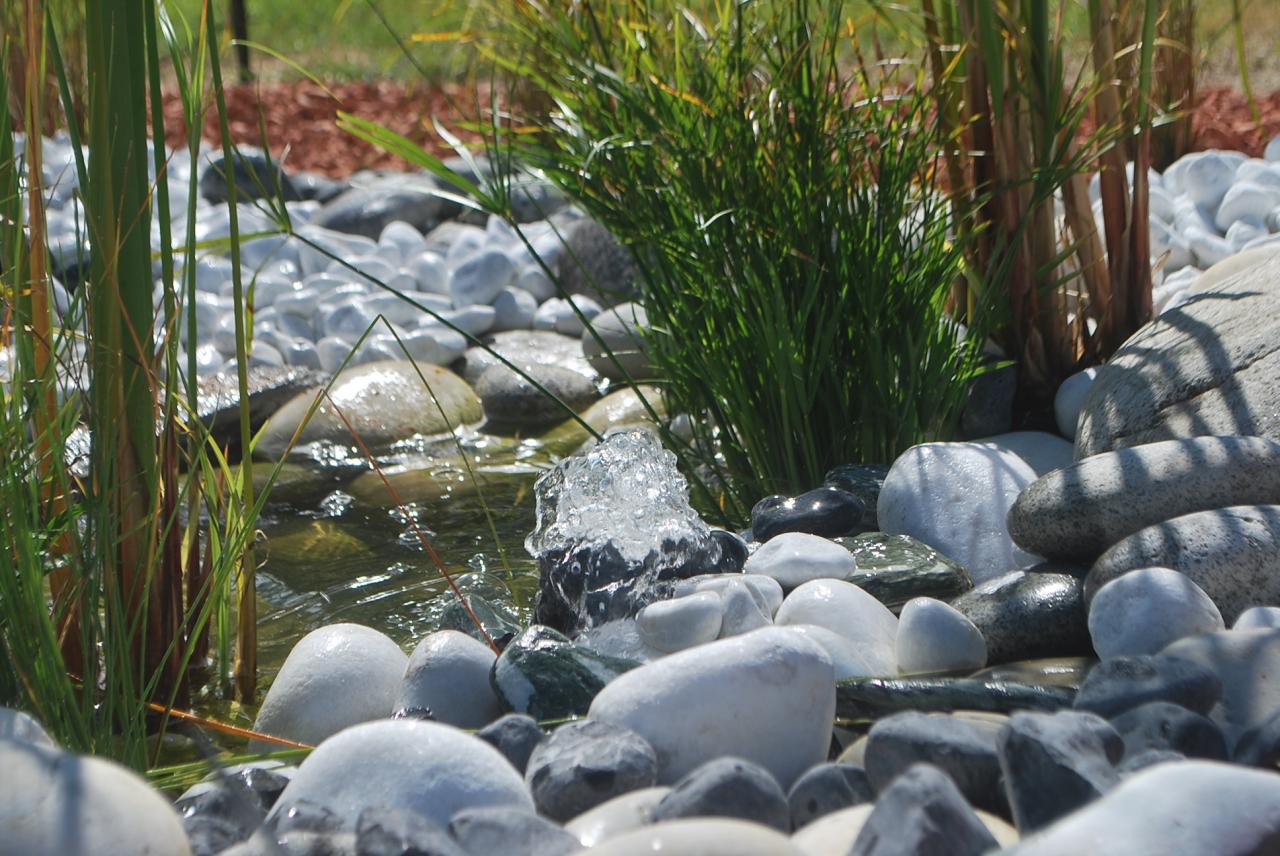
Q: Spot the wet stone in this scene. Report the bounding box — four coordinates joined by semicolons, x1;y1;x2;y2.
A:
490;626;638;721
750;487;866;542
432;594;524;651
835;533;973;611
950;572;1090;666
970;658;1093;690
835;677;1075;722
823;464;889;531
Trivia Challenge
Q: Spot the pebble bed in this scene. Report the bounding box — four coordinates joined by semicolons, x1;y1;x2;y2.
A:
5;131;1280;855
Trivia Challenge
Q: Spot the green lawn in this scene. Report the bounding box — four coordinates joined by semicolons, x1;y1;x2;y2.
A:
178;0;1277;88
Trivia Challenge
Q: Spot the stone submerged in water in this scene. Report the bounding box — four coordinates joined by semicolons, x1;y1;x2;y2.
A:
1086;504;1280;624
951;571;1090;666
836;532;973;609
750;487;866;543
526;429;740;635
490;625;638;721
1008;436;1280;564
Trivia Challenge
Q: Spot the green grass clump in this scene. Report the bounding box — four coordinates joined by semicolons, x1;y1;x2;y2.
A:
477;0;992;520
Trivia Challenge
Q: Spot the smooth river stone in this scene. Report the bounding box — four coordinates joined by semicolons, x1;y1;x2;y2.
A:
395;629;501;728
580;818;804;856
588;627;836;788
251;623;408;750
750;487;866;543
475;361;598;427
1161;629;1280;745
791;804;1018;856
267;720;533;832
835;532;973;609
1008;436;1280;563
256;360;482;458
951;571;1090;665
835;677;1075;722
743;531;857;590
1003;761;1280;856
636;591;724;652
1075;247;1280;456
0;740;191;856
525;719;658;822
1086;505;1280;623
774;579;899;670
1088;568;1224;659
1235;606;1280;630
851;763;998;856
565;787;671;848
895;597;988;675
673;573;785;618
823;463;889;531
1053;367;1099;441
878;441;1040;583
863;711;1006;815
976;431;1074;476
582;301;656;381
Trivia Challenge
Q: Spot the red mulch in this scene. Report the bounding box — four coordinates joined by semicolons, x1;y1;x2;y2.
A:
164;81;1280;178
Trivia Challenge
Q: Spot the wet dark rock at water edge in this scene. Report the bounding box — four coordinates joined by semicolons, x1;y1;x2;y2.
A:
490;626;638;721
197;366;326;454
951;571;1090;666
835;677;1075;722
751;486;866;542
823;464;889;531
835;532;973;610
177;764;294;856
432;594;524;651
971;658;1093;690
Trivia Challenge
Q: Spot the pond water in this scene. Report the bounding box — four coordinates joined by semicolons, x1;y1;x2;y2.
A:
248;432;549;687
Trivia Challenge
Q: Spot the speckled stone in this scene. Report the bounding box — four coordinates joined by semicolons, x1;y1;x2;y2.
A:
1008;437;1280;563
1075;248;1280;456
1086;505;1280;623
951;572;1089;665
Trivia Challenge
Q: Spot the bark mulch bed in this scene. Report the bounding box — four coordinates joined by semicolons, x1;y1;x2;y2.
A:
164;80;1280;178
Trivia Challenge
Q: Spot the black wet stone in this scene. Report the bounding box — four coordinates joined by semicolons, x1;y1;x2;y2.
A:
836;677;1075;721
950;571;1090;665
533;533;740;637
850;763;998;856
524;719;658;822
1073;655;1223;719
447;807;580;856
476;713;545;774
864;711;1008;816
836;533;973;610
823;464;889;531
1110;701;1228;761
997;710;1122;833
354;806;464;856
787;762;874;829
200;151;302;205
490;626;638;721
177;766;293;856
750;486;866;542
652;757;790;833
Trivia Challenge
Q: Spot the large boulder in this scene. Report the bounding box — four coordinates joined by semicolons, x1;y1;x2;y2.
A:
1076;247;1280;457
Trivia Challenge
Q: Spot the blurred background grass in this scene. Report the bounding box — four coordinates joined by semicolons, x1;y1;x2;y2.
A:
168;0;1279;87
